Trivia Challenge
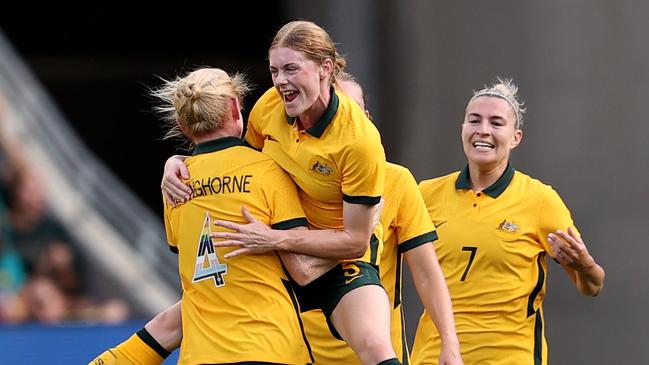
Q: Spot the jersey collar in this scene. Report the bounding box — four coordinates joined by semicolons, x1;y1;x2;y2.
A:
455;162;515;198
286;85;339;138
192;136;245;155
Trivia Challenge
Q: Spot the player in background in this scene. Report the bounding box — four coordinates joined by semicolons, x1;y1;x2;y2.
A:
411;78;605;365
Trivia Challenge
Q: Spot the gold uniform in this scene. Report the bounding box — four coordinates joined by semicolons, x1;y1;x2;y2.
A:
411;164;577;365
302;163;438;365
245;86;387;351
245;87;386;264
163;137;311;365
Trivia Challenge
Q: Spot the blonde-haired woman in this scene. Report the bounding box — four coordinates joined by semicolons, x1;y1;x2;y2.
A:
89;67;333;365
411;78;605;365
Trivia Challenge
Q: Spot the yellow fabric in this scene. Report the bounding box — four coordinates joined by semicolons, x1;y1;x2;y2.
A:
246;87;386;265
88;349;127;365
411;169;576;365
303;163;437;364
117;334;163;365
88;337;160;365
164;140;311;365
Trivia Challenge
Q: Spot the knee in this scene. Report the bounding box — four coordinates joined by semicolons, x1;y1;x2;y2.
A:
354;334;395;361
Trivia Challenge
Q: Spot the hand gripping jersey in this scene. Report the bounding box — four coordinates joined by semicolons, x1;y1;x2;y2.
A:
411;164;577;365
163;137;311;365
302;163;438;365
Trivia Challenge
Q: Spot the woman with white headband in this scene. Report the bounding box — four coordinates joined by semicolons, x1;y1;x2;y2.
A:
411;78;605;364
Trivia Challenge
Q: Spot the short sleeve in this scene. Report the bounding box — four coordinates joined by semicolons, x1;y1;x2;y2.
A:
244;88;275;150
340;135;386;205
537;186;578;253
262;163;309;230
395;170;438;253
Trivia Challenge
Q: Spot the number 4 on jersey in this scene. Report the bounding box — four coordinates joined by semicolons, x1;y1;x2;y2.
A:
193;213;227;287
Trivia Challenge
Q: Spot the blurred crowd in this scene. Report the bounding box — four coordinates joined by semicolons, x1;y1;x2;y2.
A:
0;99;130;324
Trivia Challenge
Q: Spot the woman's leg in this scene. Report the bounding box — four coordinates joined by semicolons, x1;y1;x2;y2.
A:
330;285;398;365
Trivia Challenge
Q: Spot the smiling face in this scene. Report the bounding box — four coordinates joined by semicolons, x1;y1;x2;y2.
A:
461;96;523;170
269;46;327;118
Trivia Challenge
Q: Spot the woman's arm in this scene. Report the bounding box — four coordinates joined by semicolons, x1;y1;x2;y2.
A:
548;227;605;296
405;243;463;365
212;202;379;259
278;249;338;286
144;301;182;352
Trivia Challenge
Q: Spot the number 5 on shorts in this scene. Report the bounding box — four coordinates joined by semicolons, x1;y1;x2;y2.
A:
342;262;362;284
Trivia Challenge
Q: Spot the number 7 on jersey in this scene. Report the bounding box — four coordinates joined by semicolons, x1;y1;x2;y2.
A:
460;246;478;281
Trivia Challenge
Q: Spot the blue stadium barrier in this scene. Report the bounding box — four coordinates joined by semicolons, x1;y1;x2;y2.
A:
0;321;179;364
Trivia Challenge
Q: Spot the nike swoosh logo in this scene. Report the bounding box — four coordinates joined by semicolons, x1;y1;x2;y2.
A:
265;135;278;142
345;275;364;285
434;220;448;228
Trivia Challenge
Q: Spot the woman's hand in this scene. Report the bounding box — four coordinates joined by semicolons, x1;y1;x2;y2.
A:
549;227;605;296
439;339;464;365
211;206;283;258
161;155;192;206
548;227;595;271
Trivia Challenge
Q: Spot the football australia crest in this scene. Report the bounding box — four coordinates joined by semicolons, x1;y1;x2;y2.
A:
497;219;519;233
310;160;333;176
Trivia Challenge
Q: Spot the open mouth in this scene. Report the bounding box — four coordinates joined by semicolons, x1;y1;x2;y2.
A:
282;90;298;103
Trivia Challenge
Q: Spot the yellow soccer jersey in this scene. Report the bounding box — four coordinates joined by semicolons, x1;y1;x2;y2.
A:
245;86;386;265
302;163;438;365
163;137;311;365
411;163;577;365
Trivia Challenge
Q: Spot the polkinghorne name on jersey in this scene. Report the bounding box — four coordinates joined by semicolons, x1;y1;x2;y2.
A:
187;174;253;197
